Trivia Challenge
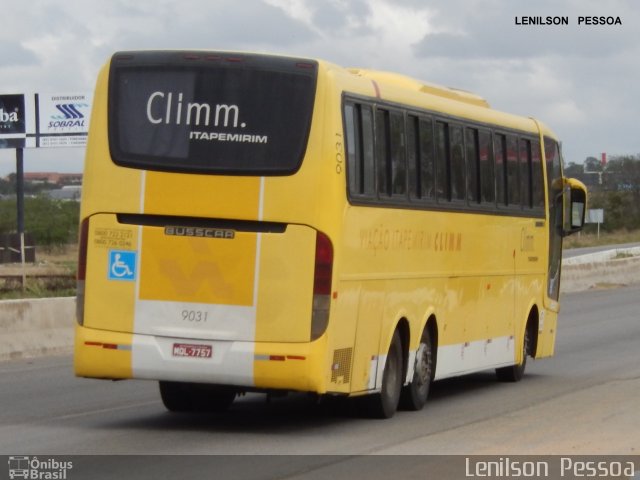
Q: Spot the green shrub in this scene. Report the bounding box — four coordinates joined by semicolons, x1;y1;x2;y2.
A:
0;197;80;250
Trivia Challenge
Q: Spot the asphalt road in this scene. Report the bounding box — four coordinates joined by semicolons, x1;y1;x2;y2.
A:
1;285;639;477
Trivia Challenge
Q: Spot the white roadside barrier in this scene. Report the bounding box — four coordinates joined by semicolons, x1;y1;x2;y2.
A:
561;247;640;293
0;297;75;361
1;248;639;361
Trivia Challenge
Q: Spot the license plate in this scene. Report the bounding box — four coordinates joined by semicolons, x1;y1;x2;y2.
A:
172;343;212;359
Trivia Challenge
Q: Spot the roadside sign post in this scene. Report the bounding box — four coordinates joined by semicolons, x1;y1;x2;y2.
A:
16;147;26;289
586;209;604;239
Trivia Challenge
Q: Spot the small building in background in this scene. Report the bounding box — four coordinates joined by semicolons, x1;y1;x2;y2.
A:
23;172;83;186
46;185;81;201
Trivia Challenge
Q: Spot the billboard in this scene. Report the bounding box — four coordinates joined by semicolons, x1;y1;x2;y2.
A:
0;92;92;149
0;94;27;148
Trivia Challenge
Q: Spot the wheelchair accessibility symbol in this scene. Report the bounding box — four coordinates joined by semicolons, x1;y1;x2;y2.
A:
108;250;137;281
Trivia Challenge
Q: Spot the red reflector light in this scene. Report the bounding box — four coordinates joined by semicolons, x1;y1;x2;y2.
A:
296;62;315;69
77;218;89;281
313;232;333;295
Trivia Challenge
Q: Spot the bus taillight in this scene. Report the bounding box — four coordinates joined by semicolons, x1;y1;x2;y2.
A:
77;218;89;281
76;218;89;325
313;232;333;295
311;231;333;340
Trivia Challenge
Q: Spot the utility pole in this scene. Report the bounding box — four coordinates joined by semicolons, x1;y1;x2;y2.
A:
16;147;26;290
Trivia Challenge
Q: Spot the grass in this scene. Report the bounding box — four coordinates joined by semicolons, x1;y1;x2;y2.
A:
563;229;640;249
0;283;76;300
0;244;77;299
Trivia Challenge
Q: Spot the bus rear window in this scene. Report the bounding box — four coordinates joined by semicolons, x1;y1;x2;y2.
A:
108;51;318;175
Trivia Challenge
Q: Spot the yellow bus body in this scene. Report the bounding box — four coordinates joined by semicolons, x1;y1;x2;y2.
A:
75;51;583;409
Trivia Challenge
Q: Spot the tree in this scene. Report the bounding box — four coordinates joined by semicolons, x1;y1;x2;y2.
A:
581;154;640;232
584;156;603;172
564;162;583;177
605;155;640;187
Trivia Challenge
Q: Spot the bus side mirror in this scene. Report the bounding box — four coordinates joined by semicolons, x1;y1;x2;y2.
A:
563;178;587;237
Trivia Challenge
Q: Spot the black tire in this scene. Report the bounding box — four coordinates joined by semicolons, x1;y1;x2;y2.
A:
365;331;403;419
496;327;530;382
400;328;433;411
159;381;236;412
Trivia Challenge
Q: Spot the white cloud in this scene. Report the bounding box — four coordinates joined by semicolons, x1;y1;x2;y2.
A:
264;0;314;24
367;0;431;46
0;0;639;174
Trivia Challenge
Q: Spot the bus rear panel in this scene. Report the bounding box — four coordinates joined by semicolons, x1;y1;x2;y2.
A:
75;51;332;394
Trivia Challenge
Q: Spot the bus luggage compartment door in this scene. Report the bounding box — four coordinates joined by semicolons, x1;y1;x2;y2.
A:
82;214;317;343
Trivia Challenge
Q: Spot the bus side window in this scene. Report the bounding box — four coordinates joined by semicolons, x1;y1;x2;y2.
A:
389;111;406;197
435;121;449;202
466;127;480;204
520;138;533;209
506;135;520;207
419;118;435;201
407;115;419;199
376;108;391;197
450;125;465;202
344;104;359;195
479;130;494;205
494;133;507;206
531;139;544;209
360;106;375;196
344;103;375;198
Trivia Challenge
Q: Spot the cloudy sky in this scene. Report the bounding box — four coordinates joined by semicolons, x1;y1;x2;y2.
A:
0;0;637;175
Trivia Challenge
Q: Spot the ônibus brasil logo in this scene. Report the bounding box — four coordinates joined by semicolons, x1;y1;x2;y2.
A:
8;456;73;479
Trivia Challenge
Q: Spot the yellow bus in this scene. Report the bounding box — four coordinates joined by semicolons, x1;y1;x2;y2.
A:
74;50;586;418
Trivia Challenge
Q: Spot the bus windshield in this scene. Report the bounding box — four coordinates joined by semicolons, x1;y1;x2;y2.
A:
108;51;317;175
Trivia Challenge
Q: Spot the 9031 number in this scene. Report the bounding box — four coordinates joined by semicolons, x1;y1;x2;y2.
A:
182;310;209;322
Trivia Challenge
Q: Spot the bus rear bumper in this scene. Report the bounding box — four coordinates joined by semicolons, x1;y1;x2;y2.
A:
74;325;327;394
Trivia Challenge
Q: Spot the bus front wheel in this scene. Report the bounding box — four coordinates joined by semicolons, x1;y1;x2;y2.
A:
496;326;531;382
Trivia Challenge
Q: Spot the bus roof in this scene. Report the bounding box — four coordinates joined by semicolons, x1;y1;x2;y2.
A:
334;64;558;140
347;68;490;108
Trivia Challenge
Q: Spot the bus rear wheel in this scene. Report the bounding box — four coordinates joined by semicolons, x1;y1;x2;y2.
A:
365;330;403;419
159;381;236;412
400;328;433;411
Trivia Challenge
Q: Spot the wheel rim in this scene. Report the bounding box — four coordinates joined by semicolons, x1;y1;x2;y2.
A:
414;342;431;387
